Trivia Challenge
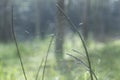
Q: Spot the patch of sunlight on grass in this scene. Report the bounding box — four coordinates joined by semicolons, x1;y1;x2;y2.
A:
112;39;120;45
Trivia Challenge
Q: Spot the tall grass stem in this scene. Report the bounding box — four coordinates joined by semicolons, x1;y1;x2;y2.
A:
56;4;97;80
35;59;44;80
42;35;54;80
11;3;28;80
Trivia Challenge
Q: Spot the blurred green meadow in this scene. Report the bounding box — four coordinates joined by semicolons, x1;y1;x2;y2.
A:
0;36;120;80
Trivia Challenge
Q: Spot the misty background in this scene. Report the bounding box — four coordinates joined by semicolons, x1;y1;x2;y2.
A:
0;0;120;42
0;0;120;80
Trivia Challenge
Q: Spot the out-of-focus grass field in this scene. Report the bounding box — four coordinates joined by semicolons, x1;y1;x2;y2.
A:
0;36;120;80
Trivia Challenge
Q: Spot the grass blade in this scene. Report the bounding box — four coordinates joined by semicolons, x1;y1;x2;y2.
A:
11;3;28;80
42;35;54;80
35;58;44;80
66;53;88;69
72;49;85;57
66;53;98;80
56;4;96;80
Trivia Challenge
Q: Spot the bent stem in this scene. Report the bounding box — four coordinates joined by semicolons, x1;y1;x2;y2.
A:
56;4;97;80
11;3;28;80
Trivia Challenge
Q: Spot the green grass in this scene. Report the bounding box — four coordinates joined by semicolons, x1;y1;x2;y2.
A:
0;37;120;80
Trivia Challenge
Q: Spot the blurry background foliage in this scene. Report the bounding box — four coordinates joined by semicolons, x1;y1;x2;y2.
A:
0;0;120;80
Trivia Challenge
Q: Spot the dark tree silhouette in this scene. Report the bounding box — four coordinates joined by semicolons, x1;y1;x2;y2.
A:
55;0;65;61
0;0;13;42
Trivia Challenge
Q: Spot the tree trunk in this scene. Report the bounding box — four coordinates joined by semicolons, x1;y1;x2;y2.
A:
55;1;73;79
55;0;65;61
0;0;12;42
35;0;41;39
82;0;91;41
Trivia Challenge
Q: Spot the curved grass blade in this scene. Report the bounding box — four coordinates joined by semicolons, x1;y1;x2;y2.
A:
66;53;98;80
11;3;28;80
56;4;96;80
72;49;85;57
66;53;88;69
42;35;54;80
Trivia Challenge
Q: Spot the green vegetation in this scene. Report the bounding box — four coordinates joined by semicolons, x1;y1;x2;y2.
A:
0;38;120;80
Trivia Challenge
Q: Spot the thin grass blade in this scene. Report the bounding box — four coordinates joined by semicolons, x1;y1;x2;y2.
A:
56;4;97;80
42;35;54;80
11;2;28;80
66;53;98;80
35;58;44;80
